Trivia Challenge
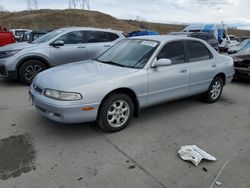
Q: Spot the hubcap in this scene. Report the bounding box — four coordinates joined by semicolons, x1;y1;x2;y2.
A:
24;65;42;81
107;100;130;128
210;81;222;100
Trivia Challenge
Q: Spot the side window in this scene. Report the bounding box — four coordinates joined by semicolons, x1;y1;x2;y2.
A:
157;41;186;64
106;32;119;41
57;31;84;44
84;31;109;43
186;41;212;62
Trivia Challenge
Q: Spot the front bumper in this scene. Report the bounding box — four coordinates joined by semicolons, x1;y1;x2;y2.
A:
0;57;18;79
29;85;100;124
235;67;250;78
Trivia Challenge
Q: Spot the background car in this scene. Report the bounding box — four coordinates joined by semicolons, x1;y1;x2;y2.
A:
20;30;51;43
0;31;16;47
30;36;234;132
0;27;125;84
227;35;239;49
9;29;32;41
169;32;219;51
228;39;250;54
231;46;250;79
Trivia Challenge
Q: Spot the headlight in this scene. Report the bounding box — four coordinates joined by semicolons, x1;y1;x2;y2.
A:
44;89;82;101
0;49;22;59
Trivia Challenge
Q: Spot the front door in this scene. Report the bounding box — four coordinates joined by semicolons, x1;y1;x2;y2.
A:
50;31;87;66
148;41;190;106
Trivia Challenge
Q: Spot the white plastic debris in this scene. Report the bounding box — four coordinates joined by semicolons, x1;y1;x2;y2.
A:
215;181;223;186
178;145;217;166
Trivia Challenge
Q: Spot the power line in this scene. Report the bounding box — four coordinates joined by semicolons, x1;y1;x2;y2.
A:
69;0;90;10
27;0;39;10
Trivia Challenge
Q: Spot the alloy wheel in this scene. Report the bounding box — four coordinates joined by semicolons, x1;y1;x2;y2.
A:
107;100;130;128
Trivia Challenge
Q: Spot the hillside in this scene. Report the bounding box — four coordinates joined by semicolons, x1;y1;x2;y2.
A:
0;9;250;37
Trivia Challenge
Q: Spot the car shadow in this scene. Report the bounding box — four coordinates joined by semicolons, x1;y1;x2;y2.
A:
0;78;25;87
233;77;250;86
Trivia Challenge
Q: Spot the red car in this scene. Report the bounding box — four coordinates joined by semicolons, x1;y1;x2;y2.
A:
0;32;16;47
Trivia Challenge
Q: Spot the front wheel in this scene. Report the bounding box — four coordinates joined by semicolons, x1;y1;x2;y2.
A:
97;93;134;132
202;77;224;103
19;60;47;85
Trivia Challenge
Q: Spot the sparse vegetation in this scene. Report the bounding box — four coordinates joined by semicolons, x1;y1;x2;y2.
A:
0;9;249;37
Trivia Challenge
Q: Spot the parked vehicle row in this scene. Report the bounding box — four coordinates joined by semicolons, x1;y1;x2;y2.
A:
29;35;235;132
19;30;51;43
169;32;219;52
0;27;125;84
9;29;32;41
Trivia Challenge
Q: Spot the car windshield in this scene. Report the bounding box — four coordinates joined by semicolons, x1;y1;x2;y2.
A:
96;39;159;69
32;30;64;44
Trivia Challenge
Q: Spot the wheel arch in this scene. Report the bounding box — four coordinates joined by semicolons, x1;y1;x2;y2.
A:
98;88;140;118
16;56;51;78
214;72;226;85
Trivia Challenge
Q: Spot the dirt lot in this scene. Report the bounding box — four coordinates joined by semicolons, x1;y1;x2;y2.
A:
0;78;249;188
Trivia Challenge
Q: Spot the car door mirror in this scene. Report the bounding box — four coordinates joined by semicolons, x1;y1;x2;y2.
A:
153;58;172;68
51;40;64;47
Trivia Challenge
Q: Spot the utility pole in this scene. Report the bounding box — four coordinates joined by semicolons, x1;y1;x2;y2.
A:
27;0;39;10
69;0;90;10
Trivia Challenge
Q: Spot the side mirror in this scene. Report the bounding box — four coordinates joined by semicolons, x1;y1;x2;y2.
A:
51;40;64;47
152;58;172;68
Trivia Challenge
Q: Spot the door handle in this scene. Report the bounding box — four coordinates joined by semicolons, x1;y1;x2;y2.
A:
212;64;217;68
104;45;111;47
78;46;86;49
180;69;188;73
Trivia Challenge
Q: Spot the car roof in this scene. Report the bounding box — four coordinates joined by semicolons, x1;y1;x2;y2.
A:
128;35;203;43
55;27;123;34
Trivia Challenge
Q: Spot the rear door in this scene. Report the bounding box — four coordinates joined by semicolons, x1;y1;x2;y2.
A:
83;31;116;59
185;40;217;95
147;40;190;105
50;31;87;66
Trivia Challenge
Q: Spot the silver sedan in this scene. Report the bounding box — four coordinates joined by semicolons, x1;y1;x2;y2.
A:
29;35;235;132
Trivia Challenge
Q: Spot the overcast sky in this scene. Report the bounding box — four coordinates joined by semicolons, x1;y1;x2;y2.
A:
0;0;250;29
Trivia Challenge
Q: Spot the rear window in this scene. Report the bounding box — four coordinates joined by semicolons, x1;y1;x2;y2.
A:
186;41;212;62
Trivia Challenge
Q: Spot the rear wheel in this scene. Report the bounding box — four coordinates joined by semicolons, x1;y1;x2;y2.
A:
97;93;134;132
202;77;224;103
19;60;47;85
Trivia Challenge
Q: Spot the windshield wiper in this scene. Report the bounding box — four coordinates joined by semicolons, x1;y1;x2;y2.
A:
95;59;126;67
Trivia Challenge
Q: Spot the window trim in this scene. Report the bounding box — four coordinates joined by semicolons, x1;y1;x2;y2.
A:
155;40;188;65
184;40;214;63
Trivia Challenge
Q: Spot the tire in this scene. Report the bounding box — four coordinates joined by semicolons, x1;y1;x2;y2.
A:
19;60;47;85
97;93;134;132
202;77;224;103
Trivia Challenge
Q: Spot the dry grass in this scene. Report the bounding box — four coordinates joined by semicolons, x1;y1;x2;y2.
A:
0;9;250;37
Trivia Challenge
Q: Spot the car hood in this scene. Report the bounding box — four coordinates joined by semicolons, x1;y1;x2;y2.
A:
0;42;39;51
35;60;139;91
228;45;242;52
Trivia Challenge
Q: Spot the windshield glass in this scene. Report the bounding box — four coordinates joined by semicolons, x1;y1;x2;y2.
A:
96;39;159;69
32;30;64;44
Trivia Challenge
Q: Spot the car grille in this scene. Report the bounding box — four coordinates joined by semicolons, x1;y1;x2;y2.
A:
33;83;43;94
234;61;250;69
